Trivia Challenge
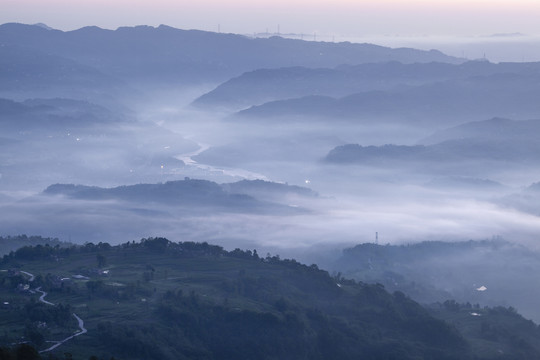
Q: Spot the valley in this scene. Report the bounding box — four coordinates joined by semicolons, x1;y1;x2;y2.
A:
2;20;540;359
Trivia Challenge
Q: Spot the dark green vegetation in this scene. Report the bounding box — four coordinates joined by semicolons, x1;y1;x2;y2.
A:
0;236;66;258
0;344;41;360
1;239;540;359
429;301;540;360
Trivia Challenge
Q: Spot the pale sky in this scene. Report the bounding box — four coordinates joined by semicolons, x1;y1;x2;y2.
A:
2;0;540;37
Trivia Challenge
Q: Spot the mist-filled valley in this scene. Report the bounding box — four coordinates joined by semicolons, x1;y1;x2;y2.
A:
3;21;540;359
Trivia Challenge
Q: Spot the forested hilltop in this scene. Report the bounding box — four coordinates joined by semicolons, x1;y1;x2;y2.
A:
0;235;66;257
1;238;540;360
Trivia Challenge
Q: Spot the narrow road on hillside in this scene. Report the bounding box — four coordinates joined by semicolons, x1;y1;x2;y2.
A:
40;313;87;353
20;271;35;282
26;278;89;354
35;286;54;306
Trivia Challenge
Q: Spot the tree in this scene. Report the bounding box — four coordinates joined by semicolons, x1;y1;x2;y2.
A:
97;254;107;268
15;344;40;360
86;280;103;294
24;324;45;347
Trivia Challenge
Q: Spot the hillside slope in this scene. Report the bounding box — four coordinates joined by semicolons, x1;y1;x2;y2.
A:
2;239;540;359
0;239;472;360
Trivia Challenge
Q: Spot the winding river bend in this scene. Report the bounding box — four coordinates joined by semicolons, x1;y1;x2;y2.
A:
174;141;269;181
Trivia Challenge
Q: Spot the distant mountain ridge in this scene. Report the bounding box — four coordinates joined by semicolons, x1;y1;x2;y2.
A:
43;179;316;214
0;97;124;129
0;23;462;86
498;180;540;217
236;73;540;124
0;98;36;115
325;137;540;165
0;43;130;104
419;117;540;144
324;118;540;167
0;44;123;89
194;61;540;111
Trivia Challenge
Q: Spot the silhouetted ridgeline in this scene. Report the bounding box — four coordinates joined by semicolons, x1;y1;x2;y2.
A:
0;23;461;86
0;97;124;129
0;235;65;256
43;179;316;214
195;61;540;111
235;75;540;124
0;44;122;90
222;179;318;200
499;180;540;216
325;118;540;165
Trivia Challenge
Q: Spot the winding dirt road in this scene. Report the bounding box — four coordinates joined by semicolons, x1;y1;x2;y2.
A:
40;313;87;353
35;287;54;306
20;271;88;354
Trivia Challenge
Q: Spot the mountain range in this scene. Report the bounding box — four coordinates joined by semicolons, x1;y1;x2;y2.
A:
0;23;461;89
325;117;540;166
235;73;540;125
194;61;540;111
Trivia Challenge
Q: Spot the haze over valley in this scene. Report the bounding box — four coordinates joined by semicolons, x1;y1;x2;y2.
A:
3;20;540;268
2;13;540;358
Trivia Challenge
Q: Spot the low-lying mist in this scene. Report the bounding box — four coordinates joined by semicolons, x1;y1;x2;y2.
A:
4;88;540;258
4;23;540;351
341;34;540;63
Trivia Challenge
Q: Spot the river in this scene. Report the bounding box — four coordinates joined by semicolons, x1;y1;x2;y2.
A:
174;141;269;181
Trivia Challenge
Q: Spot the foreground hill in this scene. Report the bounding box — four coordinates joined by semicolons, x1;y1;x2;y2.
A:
0;235;65;257
3;238;537;359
